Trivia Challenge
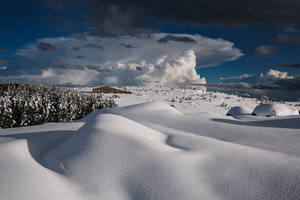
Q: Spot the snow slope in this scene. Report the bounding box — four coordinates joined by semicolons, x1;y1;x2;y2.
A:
1;86;300;200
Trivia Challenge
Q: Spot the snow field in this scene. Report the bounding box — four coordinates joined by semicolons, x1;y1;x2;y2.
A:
1;86;300;200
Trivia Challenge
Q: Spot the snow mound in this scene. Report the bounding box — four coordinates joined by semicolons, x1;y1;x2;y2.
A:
43;114;172;173
252;103;299;117
226;106;252;117
42;113;208;199
114;102;184;115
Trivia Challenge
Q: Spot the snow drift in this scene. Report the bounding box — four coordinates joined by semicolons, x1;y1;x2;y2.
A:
1;97;300;200
253;103;299;117
226;106;252;117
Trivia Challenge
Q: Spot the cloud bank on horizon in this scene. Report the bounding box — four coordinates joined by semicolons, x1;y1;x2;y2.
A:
4;33;242;86
220;69;300;89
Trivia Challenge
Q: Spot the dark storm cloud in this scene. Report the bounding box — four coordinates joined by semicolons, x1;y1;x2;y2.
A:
84;43;104;49
53;61;85;70
274;77;300;89
0;49;7;53
158;35;196;43
120;43;136;48
249;45;278;55
53;60;110;73
71;47;80;50
280;24;300;33
41;0;300;35
74;55;84;59
71;33;88;40
37;42;56;51
271;63;300;68
273;34;300;45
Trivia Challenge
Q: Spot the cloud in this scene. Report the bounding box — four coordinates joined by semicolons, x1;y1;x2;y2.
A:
71;46;80;50
0;68;99;86
71;33;88;40
273;34;300;45
260;69;300;89
280;24;300;33
74;55;85;59
272;77;300;89
84;43;104;49
220;74;254;81
271;63;300;68
40;0;300;35
11;33;242;86
53;61;106;72
220;69;300;89
37;42;56;51
40;68;100;85
158;35;196;43
120;43;136;48
262;69;294;80
249;45;278;55
0;49;7;53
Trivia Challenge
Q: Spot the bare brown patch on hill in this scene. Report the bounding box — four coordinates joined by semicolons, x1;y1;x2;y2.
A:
93;86;132;94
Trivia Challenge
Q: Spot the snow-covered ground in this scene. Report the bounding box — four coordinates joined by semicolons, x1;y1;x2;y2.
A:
1;86;300;200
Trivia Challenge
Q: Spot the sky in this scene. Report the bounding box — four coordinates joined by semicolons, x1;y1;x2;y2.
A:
1;0;300;86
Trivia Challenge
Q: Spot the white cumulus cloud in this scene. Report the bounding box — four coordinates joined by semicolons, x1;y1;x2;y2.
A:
12;33;243;86
261;69;294;80
219;69;299;89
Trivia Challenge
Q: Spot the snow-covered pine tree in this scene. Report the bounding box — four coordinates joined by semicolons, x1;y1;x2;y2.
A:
0;83;116;129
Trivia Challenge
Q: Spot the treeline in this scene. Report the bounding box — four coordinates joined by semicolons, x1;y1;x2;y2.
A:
0;83;116;129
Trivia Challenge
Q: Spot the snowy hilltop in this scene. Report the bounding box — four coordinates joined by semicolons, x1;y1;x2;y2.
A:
0;85;300;200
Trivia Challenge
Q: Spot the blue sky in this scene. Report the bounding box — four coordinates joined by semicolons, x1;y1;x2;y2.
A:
158;24;300;82
1;1;300;85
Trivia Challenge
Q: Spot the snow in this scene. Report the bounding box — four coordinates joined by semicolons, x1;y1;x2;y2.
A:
1;86;300;200
226;106;252;117
253;103;299;117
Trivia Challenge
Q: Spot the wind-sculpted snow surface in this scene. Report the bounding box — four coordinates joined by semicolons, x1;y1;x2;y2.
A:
1;94;300;199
